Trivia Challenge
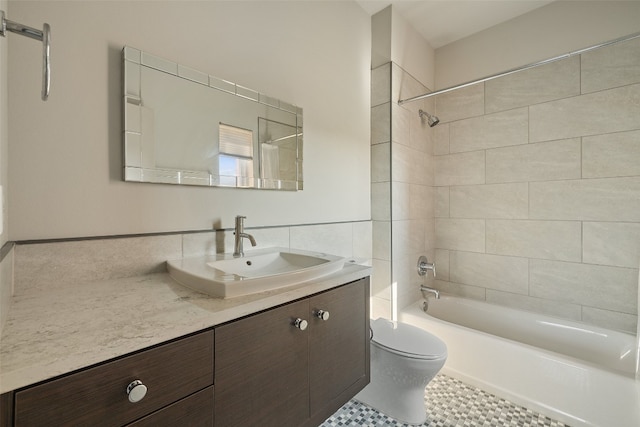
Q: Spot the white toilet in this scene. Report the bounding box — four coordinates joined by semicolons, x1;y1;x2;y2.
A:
355;318;448;425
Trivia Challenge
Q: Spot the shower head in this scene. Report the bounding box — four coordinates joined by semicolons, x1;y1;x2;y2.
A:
419;109;440;127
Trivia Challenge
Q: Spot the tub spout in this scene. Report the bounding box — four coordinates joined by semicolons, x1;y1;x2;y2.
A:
420;285;440;299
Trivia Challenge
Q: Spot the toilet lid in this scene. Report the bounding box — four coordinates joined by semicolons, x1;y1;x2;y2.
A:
370;318;447;360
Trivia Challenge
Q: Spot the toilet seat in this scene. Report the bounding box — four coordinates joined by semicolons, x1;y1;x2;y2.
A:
370;318;447;360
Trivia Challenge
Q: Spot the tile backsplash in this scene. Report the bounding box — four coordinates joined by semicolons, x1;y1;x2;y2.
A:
11;221;372;295
433;36;640;333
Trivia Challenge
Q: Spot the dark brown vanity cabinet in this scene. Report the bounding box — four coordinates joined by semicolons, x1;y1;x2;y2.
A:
6;331;214;427
1;277;369;427
214;278;370;427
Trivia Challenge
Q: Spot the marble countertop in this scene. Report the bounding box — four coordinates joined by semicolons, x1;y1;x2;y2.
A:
0;263;371;394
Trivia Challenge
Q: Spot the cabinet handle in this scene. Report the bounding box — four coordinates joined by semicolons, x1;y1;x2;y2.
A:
293;318;308;330
314;310;330;321
126;380;148;403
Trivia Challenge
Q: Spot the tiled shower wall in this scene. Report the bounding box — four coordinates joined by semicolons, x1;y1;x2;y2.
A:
371;62;435;319
433;37;640;333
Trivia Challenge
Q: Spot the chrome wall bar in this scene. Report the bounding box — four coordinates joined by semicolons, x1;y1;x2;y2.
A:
398;30;640;106
0;10;51;101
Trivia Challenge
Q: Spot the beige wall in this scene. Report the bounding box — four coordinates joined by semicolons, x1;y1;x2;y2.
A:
435;1;640;89
1;0;7;245
433;36;640;333
0;0;10;334
7;1;371;240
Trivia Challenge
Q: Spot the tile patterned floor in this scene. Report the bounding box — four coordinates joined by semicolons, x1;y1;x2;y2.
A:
321;374;571;427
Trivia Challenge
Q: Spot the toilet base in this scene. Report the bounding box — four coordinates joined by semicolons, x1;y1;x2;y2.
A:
354;382;429;425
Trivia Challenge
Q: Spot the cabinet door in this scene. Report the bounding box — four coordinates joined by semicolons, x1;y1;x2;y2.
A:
214;299;310;427
308;278;370;420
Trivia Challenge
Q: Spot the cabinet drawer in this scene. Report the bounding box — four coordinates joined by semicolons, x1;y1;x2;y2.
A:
127;386;214;427
14;330;214;426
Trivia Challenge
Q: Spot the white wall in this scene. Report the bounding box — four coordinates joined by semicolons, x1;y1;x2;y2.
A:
435;1;640;89
7;1;371;240
371;5;435;93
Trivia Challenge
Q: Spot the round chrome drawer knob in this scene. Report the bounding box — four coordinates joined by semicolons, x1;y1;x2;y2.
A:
126;380;148;403
315;310;330;321
293;318;308;330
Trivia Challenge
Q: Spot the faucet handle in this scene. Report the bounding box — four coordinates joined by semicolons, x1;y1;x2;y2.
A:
417;255;436;278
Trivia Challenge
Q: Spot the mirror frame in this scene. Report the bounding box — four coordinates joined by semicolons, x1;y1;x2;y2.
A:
122;46;303;190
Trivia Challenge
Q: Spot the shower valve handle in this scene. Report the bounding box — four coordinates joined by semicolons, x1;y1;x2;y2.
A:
417;256;436;278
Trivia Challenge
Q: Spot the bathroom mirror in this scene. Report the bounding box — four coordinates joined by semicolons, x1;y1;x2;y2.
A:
122;46;303;190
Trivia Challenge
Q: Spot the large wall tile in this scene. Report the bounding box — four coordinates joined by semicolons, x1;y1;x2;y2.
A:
353;221;373;261
450;108;528;153
450;251;528;294
486;220;582;262
582;130;640;178
435;83;484;123
486;138;581;183
392;182;431;221
410;108;434;153
371;62;391;107
371;182;391;221
392;219;426;257
581;306;637;334
424;218;436;251
485;290;582;321
290;222;353;257
530;84;640;142
529;259;638;314
434;151;485;186
371;142;390;183
433;123;450;155
449;183;528;219
372;220;391;260
391;182;433;221
583;222;640;268
371;102;391;144
435;187;449;218
435;218;485;252
435;249;450;281
392;142;428;185
485;56;580;113
14;235;182;292
581;37;640;94
432;279;486;301
529;177;640;221
392;102;411;144
371;259;391;299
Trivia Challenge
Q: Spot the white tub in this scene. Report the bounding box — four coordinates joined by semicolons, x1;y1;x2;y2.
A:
400;297;640;427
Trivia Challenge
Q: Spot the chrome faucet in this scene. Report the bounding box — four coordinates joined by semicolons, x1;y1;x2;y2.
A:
233;215;256;257
420;285;440;312
417;255;436;278
420;285;440;300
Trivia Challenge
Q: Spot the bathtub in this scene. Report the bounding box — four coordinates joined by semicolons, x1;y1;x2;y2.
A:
400;297;640;427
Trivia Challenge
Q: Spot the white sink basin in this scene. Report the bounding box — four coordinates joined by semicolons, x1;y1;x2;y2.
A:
167;247;346;298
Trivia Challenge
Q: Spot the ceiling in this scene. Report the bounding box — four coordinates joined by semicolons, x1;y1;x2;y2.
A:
356;0;554;48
